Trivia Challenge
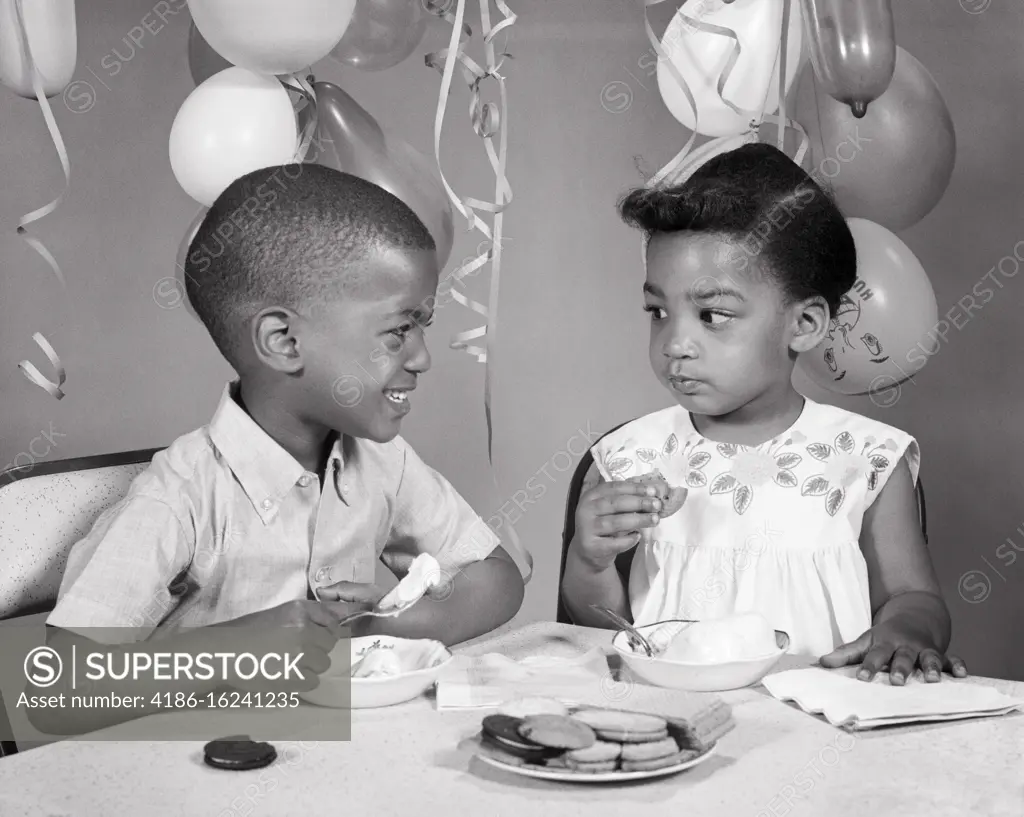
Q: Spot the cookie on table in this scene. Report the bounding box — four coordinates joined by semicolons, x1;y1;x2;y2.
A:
498;697;570;718
620;748;703;772
518;714;596;750
570;708;669;743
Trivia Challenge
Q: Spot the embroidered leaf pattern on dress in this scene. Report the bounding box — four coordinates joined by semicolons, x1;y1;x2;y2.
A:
606;457;633;478
708;435;802;515
637;448;660;464
801;432;898;516
710;474;738;494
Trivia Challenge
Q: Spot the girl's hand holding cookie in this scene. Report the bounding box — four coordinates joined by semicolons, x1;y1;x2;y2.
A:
571;478;677;571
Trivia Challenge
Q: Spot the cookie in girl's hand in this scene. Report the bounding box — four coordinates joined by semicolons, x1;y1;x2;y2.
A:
627;470;687;518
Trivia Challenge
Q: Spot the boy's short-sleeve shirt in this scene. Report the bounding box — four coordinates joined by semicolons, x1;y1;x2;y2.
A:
46;382;500;641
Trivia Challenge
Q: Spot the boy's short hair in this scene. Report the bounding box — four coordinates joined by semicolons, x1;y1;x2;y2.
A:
617;142;856;316
184;164;436;368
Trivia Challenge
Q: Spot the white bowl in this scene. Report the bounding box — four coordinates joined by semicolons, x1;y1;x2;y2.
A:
299;635;453;709
612;619;790;692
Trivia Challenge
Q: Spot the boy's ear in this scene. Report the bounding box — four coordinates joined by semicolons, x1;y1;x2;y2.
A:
789;296;831;354
252;307;304;373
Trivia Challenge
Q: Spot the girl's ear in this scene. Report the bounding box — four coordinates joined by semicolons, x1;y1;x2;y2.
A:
789;296;830;354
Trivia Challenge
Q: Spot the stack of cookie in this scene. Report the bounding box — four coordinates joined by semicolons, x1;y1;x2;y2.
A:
477;700;733;775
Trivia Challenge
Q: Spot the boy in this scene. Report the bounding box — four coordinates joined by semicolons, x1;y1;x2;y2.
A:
36;165;524;732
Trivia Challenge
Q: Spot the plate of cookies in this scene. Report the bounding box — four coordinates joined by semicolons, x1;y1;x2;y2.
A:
473;704;723;783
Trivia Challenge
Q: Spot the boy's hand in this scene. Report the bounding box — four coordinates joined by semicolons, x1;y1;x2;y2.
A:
571;478;679;571
212;600;343;692
820;618;968;684
316;580;387;610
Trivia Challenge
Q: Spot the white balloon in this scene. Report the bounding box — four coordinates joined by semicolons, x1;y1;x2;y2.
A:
169;67;297;207
0;0;76;99
187;0;356;75
656;0;804;137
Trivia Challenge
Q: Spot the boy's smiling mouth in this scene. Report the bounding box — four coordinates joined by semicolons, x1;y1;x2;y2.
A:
384;389;410;404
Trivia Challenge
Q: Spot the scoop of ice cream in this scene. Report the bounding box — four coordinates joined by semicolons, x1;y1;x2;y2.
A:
377;553;444;611
626;470;687;518
351;647;402;678
661;613;778;663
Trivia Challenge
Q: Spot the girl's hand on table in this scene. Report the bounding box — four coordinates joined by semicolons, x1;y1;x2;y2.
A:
820;618;968;685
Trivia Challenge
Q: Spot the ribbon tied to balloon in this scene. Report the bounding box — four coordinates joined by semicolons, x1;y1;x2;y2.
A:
0;0;76;398
642;0;810;192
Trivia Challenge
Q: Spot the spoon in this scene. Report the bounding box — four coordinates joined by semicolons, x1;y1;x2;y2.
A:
332;595;421;629
590;604;655;657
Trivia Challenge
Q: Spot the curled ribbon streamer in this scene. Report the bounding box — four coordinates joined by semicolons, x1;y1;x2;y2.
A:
644;0;808;188
13;0;70;290
426;0;530;582
280;72;318;162
424;0;514;371
18;332;65;400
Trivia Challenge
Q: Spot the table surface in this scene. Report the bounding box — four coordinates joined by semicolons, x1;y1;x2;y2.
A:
0;620;1022;817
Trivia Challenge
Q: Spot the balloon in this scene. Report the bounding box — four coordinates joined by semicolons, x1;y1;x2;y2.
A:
656;0;805;137
794;48;955;231
175;208;208;322
330;0;428;72
187;20;231;86
0;0;76;99
800;0;895;118
169;67;297;207
799;218;938;396
187;0;356;75
307;82;454;268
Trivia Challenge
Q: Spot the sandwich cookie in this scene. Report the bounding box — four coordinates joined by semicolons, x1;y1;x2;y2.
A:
203;735;277;771
570;709;669;743
620;748;703;772
564;739;622;773
481;714;553;761
517;714;596;751
619;736;680;762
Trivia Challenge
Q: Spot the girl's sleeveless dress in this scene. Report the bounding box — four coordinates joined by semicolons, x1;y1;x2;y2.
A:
590;397;919;657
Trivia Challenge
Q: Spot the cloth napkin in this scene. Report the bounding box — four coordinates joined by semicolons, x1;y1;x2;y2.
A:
762;666;1024;730
435;649;613;710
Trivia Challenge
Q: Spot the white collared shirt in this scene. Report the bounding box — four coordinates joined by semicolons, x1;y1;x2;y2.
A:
47;382;499;641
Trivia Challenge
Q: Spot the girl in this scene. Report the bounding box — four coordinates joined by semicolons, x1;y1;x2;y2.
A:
561;143;966;685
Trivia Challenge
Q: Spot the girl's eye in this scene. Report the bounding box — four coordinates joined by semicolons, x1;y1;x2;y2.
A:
643;305;666;320
389;323;414;339
701;309;732;326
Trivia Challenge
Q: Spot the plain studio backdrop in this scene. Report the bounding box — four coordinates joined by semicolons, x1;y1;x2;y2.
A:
1;0;1021;680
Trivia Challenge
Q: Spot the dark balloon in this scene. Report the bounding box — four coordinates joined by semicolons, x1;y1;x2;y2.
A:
307;82;454;267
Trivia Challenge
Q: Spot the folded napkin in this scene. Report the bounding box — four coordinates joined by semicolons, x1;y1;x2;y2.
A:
762;667;1024;730
435;649;612;710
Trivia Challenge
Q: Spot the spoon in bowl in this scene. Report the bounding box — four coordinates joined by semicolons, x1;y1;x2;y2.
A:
590;604;655;657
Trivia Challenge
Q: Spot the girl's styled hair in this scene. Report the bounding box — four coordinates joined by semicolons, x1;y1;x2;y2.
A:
618;142;856;314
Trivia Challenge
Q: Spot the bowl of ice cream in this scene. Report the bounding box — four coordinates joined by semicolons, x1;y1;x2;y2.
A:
612;613;790;692
299;635;453;709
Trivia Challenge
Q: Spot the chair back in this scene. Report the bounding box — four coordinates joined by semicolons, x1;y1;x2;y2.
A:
0;448;161;620
556;421;928;624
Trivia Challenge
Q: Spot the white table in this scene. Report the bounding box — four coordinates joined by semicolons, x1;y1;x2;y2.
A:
0;621;1021;817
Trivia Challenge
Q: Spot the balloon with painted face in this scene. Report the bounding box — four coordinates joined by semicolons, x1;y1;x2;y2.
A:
799;218;939;397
